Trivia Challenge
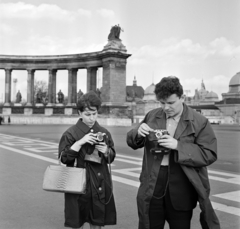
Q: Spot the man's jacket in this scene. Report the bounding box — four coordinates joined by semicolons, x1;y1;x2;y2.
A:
126;104;221;229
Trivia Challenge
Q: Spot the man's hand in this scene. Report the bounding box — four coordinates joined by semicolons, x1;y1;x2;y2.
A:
137;123;154;137
157;135;178;150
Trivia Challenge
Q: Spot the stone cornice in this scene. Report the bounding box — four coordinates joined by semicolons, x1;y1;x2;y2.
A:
0;50;131;70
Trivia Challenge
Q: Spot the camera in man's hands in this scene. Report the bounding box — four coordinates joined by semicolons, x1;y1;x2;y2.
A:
154;129;169;139
149;129;171;155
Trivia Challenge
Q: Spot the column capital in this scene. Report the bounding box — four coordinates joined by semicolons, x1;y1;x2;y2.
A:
48;69;58;73
67;68;78;72
5;68;12;73
27;69;35;74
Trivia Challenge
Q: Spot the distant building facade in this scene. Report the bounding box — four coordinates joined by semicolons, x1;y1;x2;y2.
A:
215;72;240;124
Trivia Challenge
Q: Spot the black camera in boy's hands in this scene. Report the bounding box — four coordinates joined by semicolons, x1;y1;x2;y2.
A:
148;129;171;155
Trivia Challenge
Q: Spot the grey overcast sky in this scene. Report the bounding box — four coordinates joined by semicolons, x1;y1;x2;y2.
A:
0;0;240;101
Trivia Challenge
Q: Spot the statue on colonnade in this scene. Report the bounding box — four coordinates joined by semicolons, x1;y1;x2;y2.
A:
57;90;64;104
36;89;43;103
77;89;84;101
16;90;22;103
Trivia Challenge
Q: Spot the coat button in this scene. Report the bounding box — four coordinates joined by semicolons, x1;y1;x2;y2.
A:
90;129;94;132
154;156;157;160
99;187;102;191
98;173;101;176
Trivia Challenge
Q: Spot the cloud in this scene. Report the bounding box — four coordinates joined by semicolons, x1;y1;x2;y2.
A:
0;2;91;21
130;37;240;65
97;9;115;18
0;23;15;35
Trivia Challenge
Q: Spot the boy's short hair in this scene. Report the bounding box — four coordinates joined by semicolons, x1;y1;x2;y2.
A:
77;91;101;112
154;76;183;100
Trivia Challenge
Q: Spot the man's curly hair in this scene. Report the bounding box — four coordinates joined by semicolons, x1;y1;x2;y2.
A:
154;76;183;100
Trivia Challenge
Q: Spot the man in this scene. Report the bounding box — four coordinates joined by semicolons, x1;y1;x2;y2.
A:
126;76;220;229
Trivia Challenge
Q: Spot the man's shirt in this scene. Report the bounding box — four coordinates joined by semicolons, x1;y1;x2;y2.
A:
161;108;183;166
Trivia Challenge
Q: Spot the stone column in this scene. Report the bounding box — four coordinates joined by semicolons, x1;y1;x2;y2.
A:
47;69;57;106
26;69;35;106
87;67;98;92
67;69;73;106
72;69;78;104
52;70;57;104
4;69;12;106
30;71;35;105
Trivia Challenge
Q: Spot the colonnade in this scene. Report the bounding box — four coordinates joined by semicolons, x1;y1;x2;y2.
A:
0;39;131;117
2;67;98;106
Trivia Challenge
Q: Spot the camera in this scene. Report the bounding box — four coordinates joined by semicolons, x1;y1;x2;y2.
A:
96;132;105;142
84;132;106;164
154;129;169;139
95;132;106;144
149;129;171;155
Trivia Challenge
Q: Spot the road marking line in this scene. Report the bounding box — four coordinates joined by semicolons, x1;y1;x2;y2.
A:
112;175;139;187
1;142;240;216
115;158;142;165
209;175;240;185
1;133;240;185
117;154;143;161
0;144;58;164
211;202;240;216
113;168;142;178
213;191;240;203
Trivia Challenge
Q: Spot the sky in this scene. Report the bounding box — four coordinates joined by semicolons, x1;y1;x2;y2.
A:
0;0;240;102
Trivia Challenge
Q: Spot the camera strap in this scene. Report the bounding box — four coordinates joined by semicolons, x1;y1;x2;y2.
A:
145;147;170;199
88;149;113;205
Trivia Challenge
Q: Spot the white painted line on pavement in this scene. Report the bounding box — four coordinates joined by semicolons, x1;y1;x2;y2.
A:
209;175;240;185
115;158;142;165
1;133;240;185
112;175;139;187
117;153;143;161
211;202;240;216
213;191;240;203
0;144;58;164
112;168;141;178
1;142;240;216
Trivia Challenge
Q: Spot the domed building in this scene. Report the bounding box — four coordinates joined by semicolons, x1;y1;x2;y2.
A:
142;83;156;101
221;72;240;99
215;72;240;124
205;91;219;101
191;79;219;105
134;83;159;117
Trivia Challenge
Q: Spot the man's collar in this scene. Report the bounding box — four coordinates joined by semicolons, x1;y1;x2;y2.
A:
156;103;193;121
166;104;183;121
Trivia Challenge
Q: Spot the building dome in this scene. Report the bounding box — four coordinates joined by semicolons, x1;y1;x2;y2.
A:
143;83;156;101
205;91;219;99
144;83;155;95
229;72;240;86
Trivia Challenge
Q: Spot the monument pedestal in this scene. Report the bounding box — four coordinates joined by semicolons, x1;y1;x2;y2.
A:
45;108;53;116
14;103;22;106
35;103;43;107
103;40;127;53
100;102;129;118
56;103;64;107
